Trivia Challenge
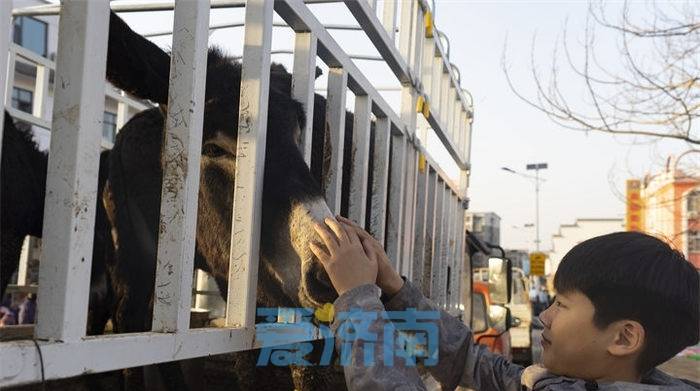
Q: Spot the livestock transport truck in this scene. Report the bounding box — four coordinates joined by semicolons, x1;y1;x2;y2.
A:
0;1;482;389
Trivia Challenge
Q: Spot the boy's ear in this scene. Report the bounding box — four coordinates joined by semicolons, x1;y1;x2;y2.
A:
607;320;645;357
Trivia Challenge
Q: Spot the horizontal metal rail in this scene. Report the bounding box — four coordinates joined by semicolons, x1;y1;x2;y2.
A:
143;20;398;38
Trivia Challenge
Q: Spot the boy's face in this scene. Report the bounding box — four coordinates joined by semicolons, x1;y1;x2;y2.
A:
539;291;617;379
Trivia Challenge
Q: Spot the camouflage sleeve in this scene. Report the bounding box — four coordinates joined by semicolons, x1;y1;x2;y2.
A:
383;279;525;391
331;283;427;390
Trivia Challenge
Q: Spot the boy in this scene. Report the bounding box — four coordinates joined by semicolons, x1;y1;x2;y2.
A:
309;216;700;390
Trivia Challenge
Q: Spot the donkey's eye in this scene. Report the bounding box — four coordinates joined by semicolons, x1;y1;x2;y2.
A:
202;143;232;158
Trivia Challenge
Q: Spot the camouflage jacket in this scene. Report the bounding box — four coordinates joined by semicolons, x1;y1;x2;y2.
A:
330;280;699;391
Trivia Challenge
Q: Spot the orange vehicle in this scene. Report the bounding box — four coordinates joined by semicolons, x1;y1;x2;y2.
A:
471;281;513;361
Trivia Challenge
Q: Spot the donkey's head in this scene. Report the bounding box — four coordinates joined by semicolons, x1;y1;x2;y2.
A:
107;12;337;308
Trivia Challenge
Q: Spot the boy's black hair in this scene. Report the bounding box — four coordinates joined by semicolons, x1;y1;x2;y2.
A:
554;231;699;375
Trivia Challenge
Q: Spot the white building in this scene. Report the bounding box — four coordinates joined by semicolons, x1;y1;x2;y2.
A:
548;218;625;275
7;0;149;151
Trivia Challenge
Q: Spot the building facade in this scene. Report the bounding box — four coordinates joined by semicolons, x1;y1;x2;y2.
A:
627;158;700;269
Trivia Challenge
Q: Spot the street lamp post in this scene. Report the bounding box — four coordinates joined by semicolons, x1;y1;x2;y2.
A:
526;163;548;251
502;163;548;251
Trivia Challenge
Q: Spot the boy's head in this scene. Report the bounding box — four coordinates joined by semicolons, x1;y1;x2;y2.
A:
540;231;699;381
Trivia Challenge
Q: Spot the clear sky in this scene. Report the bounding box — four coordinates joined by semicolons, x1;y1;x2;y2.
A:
431;1;696;251
118;1;696;252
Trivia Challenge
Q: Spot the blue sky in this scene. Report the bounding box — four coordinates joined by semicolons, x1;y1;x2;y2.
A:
122;1;696;251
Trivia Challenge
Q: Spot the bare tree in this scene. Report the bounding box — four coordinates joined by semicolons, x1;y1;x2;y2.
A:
503;1;699;144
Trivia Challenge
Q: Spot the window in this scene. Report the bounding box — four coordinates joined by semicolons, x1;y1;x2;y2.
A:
471;293;488;333
687;190;700;216
103;112;117;144
688;231;700;253
13;16;48;57
11;87;33;114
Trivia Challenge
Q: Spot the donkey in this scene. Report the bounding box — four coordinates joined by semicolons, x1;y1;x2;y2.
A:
0;112;114;336
103;12;353;390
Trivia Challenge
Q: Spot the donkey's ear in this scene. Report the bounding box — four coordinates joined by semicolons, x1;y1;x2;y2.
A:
107;11;171;104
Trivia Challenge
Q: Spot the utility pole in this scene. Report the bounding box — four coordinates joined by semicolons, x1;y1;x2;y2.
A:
502;163;548;252
526;163;548;251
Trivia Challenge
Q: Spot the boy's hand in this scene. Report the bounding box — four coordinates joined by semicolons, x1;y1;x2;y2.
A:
336;216;404;296
310;218;378;296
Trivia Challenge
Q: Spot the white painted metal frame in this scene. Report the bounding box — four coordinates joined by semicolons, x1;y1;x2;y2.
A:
369;117;391;242
386;134;406;269
152;0;210;333
323;67;348;214
291;31;317;164
429;179;444;299
35;0;111;342
1;0;474;386
225;0;273;334
0;0;11;264
348;94;372;225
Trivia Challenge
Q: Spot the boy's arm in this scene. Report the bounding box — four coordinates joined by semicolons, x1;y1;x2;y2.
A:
383;278;524;391
331;284;427;390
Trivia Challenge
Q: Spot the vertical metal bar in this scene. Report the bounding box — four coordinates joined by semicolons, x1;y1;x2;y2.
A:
386;134;406;270
226;0;273;334
323;67;347;214
453;105;462;149
457;109;465;161
35;0;110;342
411;3;424;78
398;0;415;64
0;0;9;164
348;95;371;224
32;65;50;119
429;179;444;300
17;238;29;286
291;32;317;165
421;40;434;109
440;71;449;128
410;153;429;287
0;1;11;268
465;115;473;164
447;88;456;141
421;168;437;296
455;196;465;311
456;202;466;315
447;197;454;311
443;194;452;309
4;51;15;107
439;187;453;307
400;145;416;278
369;117;391;243
152;0;210;333
116;97;128;129
381;0;398;43
450;193;459;310
430;56;441;119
